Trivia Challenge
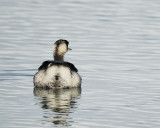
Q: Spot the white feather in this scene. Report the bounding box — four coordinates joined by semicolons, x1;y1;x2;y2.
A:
34;65;81;88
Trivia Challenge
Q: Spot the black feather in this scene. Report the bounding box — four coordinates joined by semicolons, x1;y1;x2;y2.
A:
38;60;78;72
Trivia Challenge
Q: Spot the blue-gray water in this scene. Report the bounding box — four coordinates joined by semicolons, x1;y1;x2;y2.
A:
0;0;160;128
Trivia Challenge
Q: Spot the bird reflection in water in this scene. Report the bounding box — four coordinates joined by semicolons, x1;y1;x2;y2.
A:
34;87;81;126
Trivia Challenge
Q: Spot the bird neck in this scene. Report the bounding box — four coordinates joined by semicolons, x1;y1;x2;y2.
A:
54;54;64;61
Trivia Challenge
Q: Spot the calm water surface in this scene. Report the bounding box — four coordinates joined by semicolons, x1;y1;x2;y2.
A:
0;0;160;128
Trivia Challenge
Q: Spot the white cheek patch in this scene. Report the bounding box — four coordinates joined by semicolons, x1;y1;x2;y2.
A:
58;43;67;54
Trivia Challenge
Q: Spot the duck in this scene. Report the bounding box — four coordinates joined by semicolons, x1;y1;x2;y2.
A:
33;39;81;89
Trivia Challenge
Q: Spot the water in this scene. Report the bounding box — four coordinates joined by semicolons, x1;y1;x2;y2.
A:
0;0;160;127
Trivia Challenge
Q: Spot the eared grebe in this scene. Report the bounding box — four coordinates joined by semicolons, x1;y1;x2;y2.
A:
33;39;81;88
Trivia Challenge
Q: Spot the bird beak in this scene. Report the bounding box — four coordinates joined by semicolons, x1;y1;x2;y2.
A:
68;48;72;50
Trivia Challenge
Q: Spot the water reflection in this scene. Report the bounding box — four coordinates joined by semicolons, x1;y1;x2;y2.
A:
34;87;81;126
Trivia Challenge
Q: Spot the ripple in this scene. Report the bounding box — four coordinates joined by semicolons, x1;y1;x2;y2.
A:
1;0;160;128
